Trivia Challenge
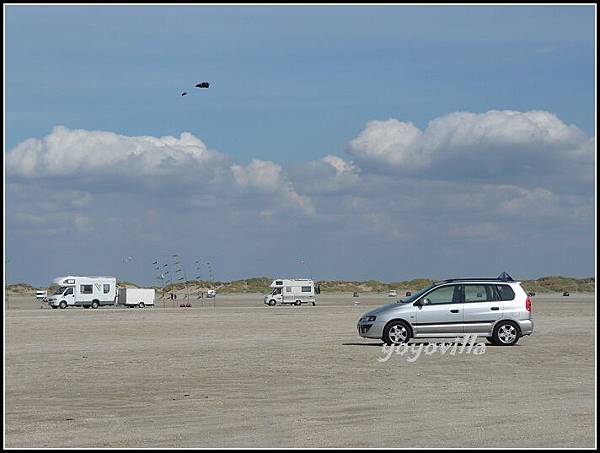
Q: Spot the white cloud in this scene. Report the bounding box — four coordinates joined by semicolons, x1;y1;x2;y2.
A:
6;125;226;178
349;119;425;168
231;159;316;216
7;127;317;218
347;110;591;177
5;113;594;281
231;159;284;192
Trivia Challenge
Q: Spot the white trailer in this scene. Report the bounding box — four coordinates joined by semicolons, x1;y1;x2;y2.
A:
264;278;317;306
117;288;155;308
36;290;48;301
48;276;117;309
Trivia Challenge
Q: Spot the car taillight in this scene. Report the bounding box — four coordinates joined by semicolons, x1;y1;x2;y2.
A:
525;296;531;312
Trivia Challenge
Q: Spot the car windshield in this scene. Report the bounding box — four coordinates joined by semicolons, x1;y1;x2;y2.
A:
398;284;435;303
53;286;68;295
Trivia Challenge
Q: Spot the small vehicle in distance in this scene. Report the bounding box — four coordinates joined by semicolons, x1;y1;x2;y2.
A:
388;290;398;297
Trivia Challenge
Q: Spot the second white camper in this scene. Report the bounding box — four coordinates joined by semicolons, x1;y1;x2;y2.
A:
264;279;317;306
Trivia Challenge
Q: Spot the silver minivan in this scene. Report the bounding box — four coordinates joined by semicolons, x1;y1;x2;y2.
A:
357;275;533;346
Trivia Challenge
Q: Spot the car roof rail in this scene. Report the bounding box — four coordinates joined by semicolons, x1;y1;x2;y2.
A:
438;276;515;284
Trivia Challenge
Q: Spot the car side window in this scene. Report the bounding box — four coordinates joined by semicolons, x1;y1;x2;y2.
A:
496;284;515;301
422;285;457;304
64;287;73;296
464;285;494;302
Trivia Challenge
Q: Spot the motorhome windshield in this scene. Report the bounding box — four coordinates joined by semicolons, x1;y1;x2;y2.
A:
399;284;435;303
53;286;68;295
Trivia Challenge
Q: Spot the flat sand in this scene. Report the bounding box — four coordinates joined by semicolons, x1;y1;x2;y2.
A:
4;293;596;448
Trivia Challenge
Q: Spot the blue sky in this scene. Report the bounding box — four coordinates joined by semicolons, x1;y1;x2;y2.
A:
5;5;596;285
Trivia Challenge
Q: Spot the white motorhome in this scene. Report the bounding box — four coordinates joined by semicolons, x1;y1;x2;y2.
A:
48;276;117;309
117;288;155;308
264;279;317;306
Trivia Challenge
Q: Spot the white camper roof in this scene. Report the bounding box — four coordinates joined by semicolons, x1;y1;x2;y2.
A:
53;276;116;285
270;278;314;288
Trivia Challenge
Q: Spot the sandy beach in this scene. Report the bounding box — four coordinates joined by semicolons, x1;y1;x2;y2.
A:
4;292;596;448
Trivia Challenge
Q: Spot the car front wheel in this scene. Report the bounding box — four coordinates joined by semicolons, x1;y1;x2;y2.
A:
383;320;411;345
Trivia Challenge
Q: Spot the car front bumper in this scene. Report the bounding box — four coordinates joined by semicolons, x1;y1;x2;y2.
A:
357;320;386;339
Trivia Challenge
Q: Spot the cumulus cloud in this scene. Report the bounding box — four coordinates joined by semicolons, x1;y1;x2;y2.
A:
5;113;594;281
288;155;361;195
231;159;315;216
6;125;226;178
7;126;316;217
347;110;593;182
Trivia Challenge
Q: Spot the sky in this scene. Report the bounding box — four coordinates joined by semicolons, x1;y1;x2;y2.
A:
4;5;596;286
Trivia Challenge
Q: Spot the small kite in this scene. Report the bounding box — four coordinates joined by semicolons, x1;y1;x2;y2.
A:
181;92;187;96
195;82;210;89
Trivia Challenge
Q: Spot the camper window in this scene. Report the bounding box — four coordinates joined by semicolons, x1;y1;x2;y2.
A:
272;288;282;295
285;286;292;292
103;284;111;294
64;287;73;296
81;285;93;294
301;286;312;292
54;286;68;295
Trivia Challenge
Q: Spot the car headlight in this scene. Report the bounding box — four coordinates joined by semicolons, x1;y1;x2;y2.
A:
362;316;376;322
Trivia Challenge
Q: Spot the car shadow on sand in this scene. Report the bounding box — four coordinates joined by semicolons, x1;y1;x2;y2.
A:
343;341;519;347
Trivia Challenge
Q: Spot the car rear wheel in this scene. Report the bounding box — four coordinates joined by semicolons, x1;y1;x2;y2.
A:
383;320;411;345
491;321;520;346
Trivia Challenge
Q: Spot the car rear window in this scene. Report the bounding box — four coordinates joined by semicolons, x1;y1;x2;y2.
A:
495;284;515;301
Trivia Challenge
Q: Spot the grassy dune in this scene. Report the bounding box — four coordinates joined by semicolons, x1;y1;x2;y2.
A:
6;276;595;296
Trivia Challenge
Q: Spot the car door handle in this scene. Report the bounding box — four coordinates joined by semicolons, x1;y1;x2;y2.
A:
490;307;500;311
450;309;460;313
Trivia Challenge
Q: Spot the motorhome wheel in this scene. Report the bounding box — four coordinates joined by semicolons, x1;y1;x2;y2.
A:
91;301;99;309
59;301;67;309
138;302;145;308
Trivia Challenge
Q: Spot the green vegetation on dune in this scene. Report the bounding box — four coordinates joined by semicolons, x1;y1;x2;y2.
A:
521;276;595;293
5;276;595;295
